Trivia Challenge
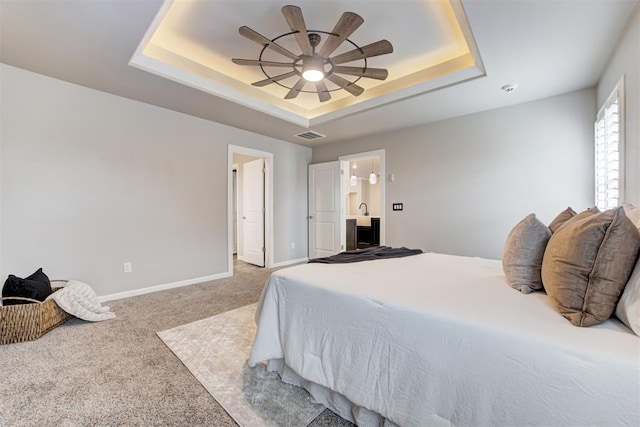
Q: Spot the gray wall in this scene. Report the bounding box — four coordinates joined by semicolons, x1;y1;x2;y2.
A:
313;89;596;259
1;64;311;297
598;5;639;205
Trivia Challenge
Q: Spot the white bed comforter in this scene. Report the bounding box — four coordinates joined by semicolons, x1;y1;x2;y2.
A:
249;253;640;426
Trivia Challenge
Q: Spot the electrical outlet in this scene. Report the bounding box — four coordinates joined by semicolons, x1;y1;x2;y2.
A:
291;242;295;249
123;262;132;273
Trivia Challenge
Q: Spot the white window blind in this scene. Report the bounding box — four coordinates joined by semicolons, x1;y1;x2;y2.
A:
595;78;624;210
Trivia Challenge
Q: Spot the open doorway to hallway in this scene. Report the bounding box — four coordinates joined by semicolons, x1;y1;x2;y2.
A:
227;145;273;274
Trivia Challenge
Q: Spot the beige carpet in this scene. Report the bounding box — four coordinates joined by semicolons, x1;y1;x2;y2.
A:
0;259;353;426
158;303;325;427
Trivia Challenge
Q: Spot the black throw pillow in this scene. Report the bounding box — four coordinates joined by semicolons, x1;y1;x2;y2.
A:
2;268;53;306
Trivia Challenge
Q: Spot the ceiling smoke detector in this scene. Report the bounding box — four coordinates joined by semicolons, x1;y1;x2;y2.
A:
501;83;518;93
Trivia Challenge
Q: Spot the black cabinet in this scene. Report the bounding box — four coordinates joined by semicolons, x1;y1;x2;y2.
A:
357;226;372;248
371;217;380;246
347;218;380;250
354;217;380;249
346;219;357;250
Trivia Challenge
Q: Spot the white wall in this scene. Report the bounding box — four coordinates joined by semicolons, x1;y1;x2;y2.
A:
598;5;639;205
0;64;311;297
313;89;596;259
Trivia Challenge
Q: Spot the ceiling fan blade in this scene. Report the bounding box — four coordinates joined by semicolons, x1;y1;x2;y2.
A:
333;66;388;80
281;5;313;56
252;71;298;87
239;26;299;60
317;12;364;58
326;74;364;97
315;80;331;102
284;78;307;99
232;58;294;68
330;40;394;65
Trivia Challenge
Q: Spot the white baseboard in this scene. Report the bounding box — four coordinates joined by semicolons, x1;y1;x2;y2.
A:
270;257;308;268
98;271;232;303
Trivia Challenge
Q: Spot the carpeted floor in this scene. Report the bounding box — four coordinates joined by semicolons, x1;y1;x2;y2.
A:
158;304;325;426
0;259;353;427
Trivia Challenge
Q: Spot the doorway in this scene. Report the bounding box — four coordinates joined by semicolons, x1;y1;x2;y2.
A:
339;150;385;252
307;150;385;259
228;145;274;273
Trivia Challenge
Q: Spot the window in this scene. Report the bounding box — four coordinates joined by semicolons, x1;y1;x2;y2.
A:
595;77;625;210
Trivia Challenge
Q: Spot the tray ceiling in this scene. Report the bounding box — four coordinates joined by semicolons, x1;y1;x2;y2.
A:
130;0;485;127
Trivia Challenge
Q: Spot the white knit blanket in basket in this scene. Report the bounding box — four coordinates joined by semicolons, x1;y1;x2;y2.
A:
46;280;115;322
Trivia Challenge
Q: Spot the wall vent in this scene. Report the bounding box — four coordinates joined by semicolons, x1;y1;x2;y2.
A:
295;131;326;141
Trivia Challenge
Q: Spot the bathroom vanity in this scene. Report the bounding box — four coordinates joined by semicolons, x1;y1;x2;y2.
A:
346;217;380;250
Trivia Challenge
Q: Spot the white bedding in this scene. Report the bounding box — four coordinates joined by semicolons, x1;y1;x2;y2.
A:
249;253;640;426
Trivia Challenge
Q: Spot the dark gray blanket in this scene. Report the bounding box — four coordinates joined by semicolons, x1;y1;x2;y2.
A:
308;246;423;264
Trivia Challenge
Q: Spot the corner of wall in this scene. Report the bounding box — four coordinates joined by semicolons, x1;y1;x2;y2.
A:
596;4;640;204
0;64;4;282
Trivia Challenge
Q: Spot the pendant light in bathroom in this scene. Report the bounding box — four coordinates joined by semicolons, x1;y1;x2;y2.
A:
350;162;358;186
369;159;377;184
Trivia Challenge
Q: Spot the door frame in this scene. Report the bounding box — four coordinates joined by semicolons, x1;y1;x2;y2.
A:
232;164;238;256
227;145;274;273
339;149;386;248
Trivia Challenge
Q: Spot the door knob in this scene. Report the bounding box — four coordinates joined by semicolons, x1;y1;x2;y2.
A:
242;216;246;219
307;215;313;219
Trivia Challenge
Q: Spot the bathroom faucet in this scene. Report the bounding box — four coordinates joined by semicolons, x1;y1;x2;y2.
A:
359;202;369;216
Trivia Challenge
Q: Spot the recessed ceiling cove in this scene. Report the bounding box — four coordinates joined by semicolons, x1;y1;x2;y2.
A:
130;0;485;128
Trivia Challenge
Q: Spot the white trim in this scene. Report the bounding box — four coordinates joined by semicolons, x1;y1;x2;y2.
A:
339;160;350;251
271;257;309;268
228;145;274;273
339;149;386;246
97;272;232;303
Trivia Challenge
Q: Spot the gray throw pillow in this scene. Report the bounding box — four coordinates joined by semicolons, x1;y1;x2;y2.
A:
622;202;640;228
503;214;551;294
547;207;576;233
541;207;640;327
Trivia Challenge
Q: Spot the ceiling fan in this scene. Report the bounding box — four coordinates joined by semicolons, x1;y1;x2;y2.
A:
232;5;393;103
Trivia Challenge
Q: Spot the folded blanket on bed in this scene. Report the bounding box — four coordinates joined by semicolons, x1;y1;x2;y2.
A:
47;280;115;321
308;246;423;264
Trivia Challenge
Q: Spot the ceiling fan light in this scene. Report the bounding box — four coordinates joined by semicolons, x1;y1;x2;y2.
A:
350;173;358;186
369;171;377;185
302;56;325;82
303;69;324;82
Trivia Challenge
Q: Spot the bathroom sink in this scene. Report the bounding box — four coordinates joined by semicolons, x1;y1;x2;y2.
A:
356;216;371;226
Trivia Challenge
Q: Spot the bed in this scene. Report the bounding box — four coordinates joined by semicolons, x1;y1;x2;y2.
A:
248;252;640;426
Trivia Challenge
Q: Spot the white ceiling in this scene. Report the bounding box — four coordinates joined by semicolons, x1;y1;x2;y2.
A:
132;0;483;126
1;0;637;147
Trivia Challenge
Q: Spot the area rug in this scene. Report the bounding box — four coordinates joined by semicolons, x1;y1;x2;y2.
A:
157;303;325;427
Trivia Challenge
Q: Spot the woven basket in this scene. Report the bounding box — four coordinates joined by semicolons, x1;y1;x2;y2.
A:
0;281;72;345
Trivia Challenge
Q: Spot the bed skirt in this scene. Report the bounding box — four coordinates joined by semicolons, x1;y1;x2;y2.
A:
266;358;402;427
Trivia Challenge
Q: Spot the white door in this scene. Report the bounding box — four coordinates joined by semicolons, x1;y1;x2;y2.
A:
308;161;341;259
242;158;265;267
